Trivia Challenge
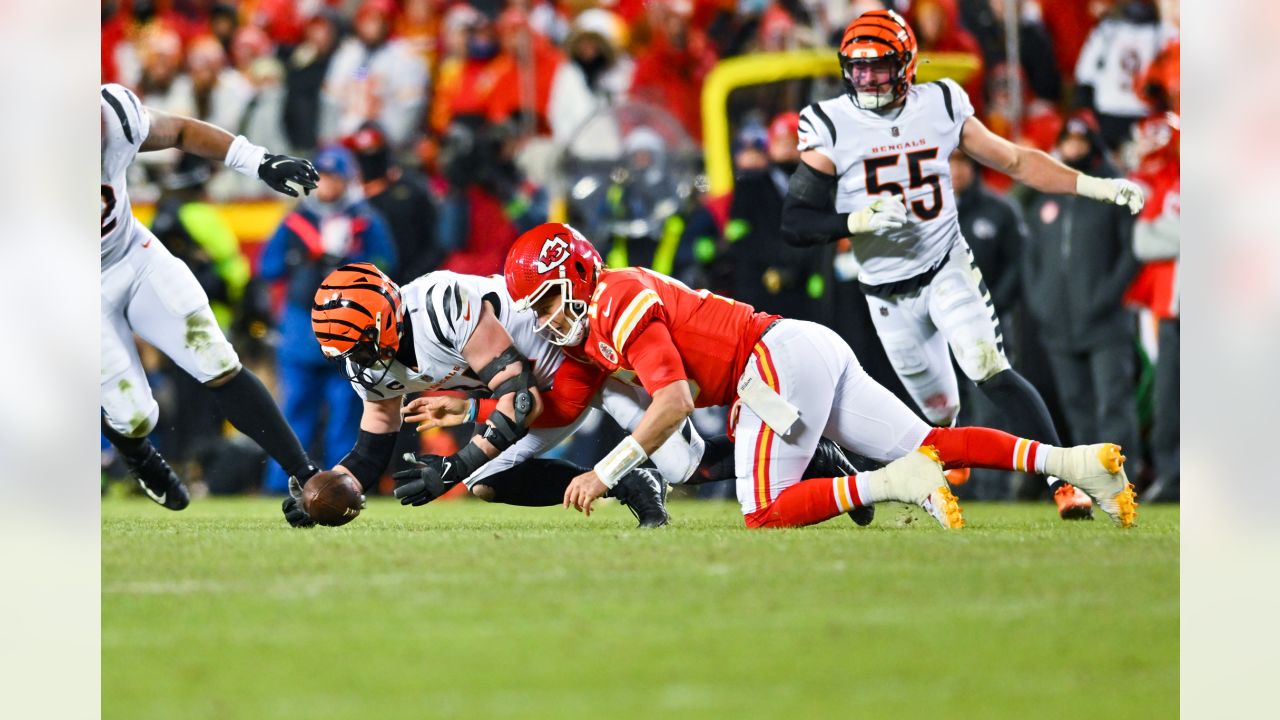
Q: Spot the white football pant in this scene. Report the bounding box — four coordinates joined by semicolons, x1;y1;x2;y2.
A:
101;234;240;437
864;240;1011;427
733;319;932;515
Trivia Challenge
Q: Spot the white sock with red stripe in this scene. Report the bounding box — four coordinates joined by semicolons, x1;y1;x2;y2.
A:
831;475;877;512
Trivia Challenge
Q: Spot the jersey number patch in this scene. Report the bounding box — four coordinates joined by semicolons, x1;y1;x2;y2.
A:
863;149;943;221
101;185;118;237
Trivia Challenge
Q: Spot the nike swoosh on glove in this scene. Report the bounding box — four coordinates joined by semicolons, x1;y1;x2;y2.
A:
847;195;908;235
392;453;461;507
258;154;320;198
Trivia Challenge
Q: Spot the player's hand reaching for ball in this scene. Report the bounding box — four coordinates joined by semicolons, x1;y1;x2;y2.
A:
258;153;319;197
847;195;908;235
402;395;471;431
564;471;608;517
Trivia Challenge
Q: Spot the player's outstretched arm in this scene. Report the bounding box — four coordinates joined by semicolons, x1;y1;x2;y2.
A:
392;304;545;507
140;107;319;198
563;320;694;515
959;116;1144;214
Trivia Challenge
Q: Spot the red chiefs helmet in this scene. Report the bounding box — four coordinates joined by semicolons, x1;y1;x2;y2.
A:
504;223;603;346
839;10;918;110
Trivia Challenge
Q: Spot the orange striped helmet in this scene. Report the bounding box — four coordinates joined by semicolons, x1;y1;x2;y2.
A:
838;9;918;110
312;263;404;388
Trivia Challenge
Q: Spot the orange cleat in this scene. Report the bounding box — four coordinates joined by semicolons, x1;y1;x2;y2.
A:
1054;482;1094;521
945;467;971;486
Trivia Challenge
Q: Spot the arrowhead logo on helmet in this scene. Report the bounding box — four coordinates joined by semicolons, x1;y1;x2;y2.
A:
535;235;572;274
504;223;605;346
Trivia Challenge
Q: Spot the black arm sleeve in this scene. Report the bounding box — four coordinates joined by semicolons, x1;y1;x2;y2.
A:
339;429;398;489
781;161;851;247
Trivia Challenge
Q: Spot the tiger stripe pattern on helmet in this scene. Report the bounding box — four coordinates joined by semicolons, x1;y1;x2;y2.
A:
311;262;404;362
838;9;918;108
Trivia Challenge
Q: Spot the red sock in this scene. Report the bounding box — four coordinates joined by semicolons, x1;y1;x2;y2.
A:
923;427;1047;473
744;476;868;529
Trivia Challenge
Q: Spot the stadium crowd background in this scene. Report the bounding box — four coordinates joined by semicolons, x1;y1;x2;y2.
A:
100;0;1181;504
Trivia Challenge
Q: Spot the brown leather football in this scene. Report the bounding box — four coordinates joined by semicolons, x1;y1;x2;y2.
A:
301;470;365;527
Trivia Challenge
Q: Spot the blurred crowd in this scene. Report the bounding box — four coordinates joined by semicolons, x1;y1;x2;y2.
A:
101;0;1180;504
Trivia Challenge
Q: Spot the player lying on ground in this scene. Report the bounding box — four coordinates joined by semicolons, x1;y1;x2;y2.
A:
400;354;882;527
296;263;675;527
101;83;323;511
503;223;1137;529
781;10;1146;520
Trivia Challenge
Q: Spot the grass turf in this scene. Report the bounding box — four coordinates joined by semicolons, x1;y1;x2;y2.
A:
103;496;1177;719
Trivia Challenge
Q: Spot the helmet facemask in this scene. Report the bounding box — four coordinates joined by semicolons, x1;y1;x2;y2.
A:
323;309;401;390
523;279;589;347
842;54;906;110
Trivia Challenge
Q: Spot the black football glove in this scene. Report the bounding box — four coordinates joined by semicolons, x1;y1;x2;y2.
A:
392;453;463;506
282;464;320;527
258;153;319;197
282;496;316;528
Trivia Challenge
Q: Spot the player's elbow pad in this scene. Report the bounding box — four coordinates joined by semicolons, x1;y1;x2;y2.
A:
782;163;843;246
478;347;538;452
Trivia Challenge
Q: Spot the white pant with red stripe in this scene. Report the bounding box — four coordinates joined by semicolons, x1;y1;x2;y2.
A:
733;319;932;515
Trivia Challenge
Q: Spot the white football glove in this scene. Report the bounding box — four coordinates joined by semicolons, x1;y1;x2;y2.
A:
847;195;908;235
1076;175;1145;215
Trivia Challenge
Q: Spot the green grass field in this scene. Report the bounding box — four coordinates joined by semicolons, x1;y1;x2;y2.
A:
103;497;1178;720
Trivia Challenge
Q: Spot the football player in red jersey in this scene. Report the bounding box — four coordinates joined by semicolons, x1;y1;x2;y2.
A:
505;223;1138;529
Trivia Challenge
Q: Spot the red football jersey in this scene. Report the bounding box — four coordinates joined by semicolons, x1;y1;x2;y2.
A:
576;268;780;407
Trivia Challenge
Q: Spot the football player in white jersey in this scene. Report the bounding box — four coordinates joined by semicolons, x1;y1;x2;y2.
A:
101;83;323;513
304;263;674;527
781;10;1145;519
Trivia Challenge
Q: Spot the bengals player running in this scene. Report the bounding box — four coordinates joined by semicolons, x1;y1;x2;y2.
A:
781;10;1145;519
504;223;1137;529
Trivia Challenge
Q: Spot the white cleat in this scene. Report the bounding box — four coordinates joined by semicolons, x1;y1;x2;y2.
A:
866;447;965;529
1046;444;1138;528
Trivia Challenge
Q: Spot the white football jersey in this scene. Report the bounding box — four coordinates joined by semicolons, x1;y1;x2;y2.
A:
799;79;974;285
100;83;152;271
350;272;565;402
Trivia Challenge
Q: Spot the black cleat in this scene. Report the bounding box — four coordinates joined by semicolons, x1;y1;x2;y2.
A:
806;437;876;527
610;468;669;528
127;446;190;511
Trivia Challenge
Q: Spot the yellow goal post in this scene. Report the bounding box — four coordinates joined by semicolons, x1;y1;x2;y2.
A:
699;49;981;198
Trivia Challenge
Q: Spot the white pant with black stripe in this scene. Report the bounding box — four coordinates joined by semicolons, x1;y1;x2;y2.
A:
864;240;1011;427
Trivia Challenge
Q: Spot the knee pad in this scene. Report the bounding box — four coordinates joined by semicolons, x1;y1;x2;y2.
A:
184;312;241;381
952;338;1010;382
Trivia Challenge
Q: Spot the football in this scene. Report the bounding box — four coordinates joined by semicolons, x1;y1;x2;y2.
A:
301;470;365;527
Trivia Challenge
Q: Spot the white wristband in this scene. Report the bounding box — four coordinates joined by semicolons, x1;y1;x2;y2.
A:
225;135;268;178
593;436;648;489
1075;174;1114;203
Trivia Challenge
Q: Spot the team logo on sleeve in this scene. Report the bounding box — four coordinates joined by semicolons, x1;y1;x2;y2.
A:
598;342;619;365
534;235;571;274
